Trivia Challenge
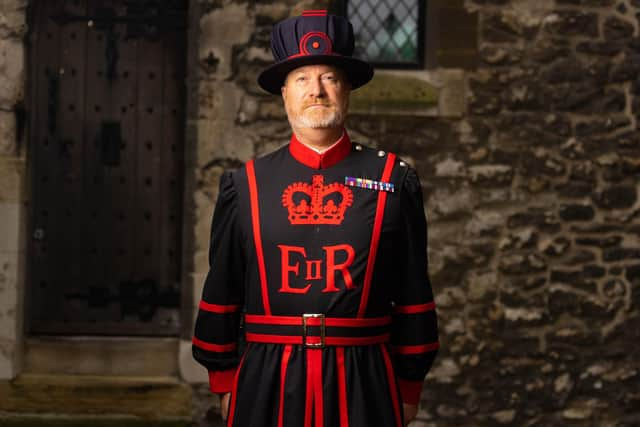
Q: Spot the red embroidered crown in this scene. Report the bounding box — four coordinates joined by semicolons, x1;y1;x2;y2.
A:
282;175;353;225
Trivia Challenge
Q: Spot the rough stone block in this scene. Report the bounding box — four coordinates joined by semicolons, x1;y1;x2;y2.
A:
465;209;505;236
508;209;558;230
482;13;525;43
0;110;16;155
555;181;594;198
0;38;24;110
498;252;547;274
499;228;538;250
0;156;23;201
593;185;637;209
556;0;614;5
575;236;622;247
558;204;595;221
0;203;19;251
544;11;599;37
198;3;251;80
603;16;635;41
0;1;27;39
196;117;254;166
468;164;514;186
576;40;624;56
602;247;640;262
610;54;640;83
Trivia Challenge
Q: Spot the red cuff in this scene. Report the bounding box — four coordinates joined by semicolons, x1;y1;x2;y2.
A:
397;378;424;405
208;369;237;394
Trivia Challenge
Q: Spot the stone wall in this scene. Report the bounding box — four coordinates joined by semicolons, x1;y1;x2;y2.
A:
189;0;640;426
0;0;27;380
424;1;639;425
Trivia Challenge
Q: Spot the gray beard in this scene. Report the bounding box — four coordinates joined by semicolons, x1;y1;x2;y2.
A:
289;109;344;129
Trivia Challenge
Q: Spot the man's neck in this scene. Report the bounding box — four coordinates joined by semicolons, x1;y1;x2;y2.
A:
293;126;344;152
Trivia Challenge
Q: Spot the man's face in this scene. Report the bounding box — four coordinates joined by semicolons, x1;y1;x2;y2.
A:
281;64;351;130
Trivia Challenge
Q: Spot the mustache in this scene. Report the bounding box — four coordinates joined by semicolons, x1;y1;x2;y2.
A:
303;102;332;108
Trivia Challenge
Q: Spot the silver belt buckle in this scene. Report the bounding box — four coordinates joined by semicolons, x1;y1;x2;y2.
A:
302;313;325;348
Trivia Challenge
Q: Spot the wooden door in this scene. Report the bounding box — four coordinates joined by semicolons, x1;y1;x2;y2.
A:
27;0;186;335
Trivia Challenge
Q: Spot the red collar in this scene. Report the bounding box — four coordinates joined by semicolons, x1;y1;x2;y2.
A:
288;131;352;169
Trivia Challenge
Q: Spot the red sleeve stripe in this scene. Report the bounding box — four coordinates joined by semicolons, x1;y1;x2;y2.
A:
199;301;240;313
391;341;440;355
192;336;237;353
393;302;436;314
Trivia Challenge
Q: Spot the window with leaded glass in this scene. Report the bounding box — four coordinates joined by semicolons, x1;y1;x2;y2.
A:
345;0;425;68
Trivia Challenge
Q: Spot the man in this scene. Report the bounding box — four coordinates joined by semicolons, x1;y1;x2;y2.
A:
193;10;439;427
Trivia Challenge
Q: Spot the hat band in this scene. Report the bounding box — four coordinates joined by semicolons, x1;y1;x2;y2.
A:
302;10;328;17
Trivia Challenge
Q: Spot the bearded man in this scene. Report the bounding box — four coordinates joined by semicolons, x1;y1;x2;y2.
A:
193;10;439;427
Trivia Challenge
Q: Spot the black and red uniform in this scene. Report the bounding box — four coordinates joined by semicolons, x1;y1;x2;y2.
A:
193;130;439;427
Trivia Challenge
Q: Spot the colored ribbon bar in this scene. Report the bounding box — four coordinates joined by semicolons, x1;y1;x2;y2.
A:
345;176;394;193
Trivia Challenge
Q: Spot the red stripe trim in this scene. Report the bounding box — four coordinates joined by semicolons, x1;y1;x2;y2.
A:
304;353;313;427
381;344;403;427
336;348;349;427
245;333;390;346
209;369;237;394
392;341;441;355
199;301;241;314
226;352;246;427
393;302;436;314
358;153;396;317
302;10;327;15
277;345;293;427
244;314;391;327
246;160;271;315
311;349;323;427
192;337;237;353
397;378;423;405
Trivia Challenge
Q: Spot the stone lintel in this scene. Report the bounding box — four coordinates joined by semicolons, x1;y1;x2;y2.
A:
349;69;466;118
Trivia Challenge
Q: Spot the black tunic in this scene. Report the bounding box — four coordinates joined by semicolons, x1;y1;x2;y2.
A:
193;131;439;427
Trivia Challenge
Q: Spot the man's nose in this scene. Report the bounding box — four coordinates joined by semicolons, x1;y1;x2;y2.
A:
308;76;326;97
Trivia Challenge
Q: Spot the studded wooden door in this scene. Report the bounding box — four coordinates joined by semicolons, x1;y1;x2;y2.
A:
27;0;186;335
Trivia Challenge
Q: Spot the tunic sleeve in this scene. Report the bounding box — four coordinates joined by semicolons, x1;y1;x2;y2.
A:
192;170;245;394
390;166;440;405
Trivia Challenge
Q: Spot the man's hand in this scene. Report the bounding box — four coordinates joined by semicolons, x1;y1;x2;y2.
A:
220;392;231;421
403;403;418;426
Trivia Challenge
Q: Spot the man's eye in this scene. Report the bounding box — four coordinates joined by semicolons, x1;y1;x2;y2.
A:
296;76;307;82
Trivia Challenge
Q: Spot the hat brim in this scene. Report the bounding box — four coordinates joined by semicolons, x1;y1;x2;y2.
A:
258;55;374;95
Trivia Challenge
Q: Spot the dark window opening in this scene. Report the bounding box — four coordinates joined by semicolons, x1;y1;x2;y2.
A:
344;0;425;68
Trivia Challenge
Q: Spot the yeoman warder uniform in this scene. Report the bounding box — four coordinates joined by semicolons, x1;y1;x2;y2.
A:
193;10;439;427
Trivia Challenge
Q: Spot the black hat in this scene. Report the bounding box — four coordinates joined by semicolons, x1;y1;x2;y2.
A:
258;10;374;95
